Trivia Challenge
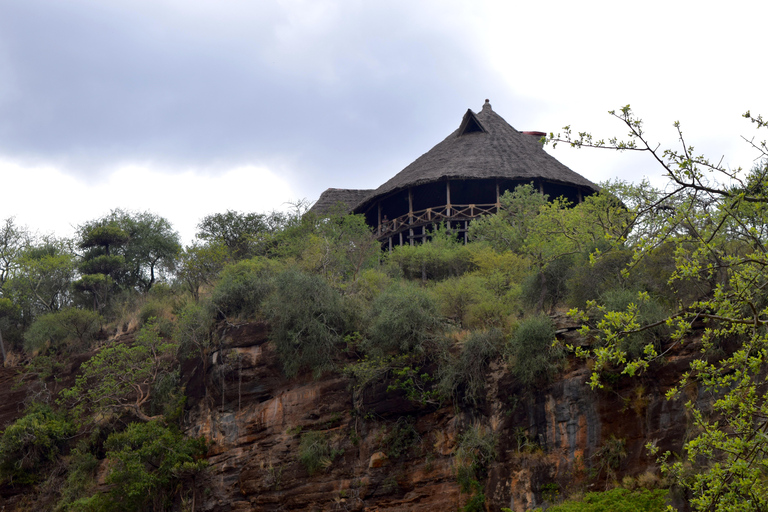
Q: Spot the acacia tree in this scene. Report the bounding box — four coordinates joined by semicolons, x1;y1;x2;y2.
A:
550;107;768;511
6;240;76;317
77;210;181;294
196;210;270;260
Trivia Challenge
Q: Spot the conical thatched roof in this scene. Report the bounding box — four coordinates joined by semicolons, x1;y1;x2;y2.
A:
352;100;598;213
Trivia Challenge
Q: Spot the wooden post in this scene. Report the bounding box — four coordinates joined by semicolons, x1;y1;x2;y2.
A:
377;202;382;236
408;187;414;225
446;180;452;217
496;180;501;208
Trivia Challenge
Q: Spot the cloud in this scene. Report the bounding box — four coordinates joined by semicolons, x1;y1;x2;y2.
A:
0;0;504;194
0;158;293;244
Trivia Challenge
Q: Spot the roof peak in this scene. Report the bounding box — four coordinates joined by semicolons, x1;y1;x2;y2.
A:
481;99;492;112
457;109;487;137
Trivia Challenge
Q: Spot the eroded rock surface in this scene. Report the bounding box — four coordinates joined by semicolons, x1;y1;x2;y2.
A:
183;321;692;511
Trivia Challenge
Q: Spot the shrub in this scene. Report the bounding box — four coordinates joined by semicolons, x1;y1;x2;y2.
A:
174;301;215;364
55;448;100;511
468;244;531;297
265;269;348;378
521;255;575;313
437;329;503;407
598;288;668;358
567;249;633;308
209;257;280;320
70;421;207;511
506;314;563;388
0;404;75;484
433;275;496;328
298;430;343;476
0;297;24;352
365;282;442;356
138;299;174;337
385;227;475;281
533;487;669;512
383;417;421;459
454;423;497;507
24;308;102;353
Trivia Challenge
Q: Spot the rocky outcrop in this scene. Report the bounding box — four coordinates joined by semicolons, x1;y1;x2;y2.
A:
184;321;696;511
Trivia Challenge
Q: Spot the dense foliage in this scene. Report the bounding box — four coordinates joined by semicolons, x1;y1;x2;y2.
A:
1;109;766;510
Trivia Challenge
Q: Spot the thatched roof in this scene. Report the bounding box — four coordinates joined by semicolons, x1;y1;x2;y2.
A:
353;100;598;212
310;188;373;215
310;100;598;216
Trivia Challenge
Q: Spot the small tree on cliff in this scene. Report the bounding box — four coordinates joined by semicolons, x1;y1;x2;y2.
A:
59;320;178;424
549;106;768;511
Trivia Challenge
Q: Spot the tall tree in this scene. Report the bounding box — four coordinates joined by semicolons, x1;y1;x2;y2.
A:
550;106;768;511
196;210;269;260
0;217;31;294
5;240;76;318
78;210;181;293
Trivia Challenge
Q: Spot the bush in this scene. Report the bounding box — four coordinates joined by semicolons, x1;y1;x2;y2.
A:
24;308;102;353
454;424;497;498
265;269;348;378
70;421;207;511
385;228;475;281
433;275;496;328
567;249;633;308
174;301;215;363
138;299;174;337
209;258;279;320
298;430;343;476
0;404;75;484
521;256;575;313
364;282;442;356
383;417;421;459
437;329;503;407
506;315;563;388
598;288;668;358
533;487;669;512
0;297;24;352
55;448;100;511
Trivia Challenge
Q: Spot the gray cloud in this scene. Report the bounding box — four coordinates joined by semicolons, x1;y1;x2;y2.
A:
0;0;531;197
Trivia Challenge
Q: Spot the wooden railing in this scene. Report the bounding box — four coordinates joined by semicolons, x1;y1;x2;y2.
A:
377;203;498;241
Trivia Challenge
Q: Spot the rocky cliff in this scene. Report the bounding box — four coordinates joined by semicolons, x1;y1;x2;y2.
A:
178;319;695;511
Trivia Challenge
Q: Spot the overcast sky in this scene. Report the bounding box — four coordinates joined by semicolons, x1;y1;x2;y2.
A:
0;0;765;244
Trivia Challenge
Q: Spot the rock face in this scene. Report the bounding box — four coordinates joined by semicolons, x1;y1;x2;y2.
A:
184;322;695;512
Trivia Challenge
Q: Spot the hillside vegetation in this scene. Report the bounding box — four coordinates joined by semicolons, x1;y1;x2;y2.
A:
0;108;767;511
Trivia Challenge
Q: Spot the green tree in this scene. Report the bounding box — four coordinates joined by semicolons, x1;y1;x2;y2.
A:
176;241;227;302
0;216;31;293
59;321;177;423
507;314;563;388
551;106;768;511
6;241;76;317
23;307;101;353
70;421;206;511
365;281;442;356
78;210;181;294
264;269;348;378
196;209;271;260
299;210;379;283
0;403;75;484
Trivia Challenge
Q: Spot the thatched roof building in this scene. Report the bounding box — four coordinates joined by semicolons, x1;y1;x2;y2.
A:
311;100;599;247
